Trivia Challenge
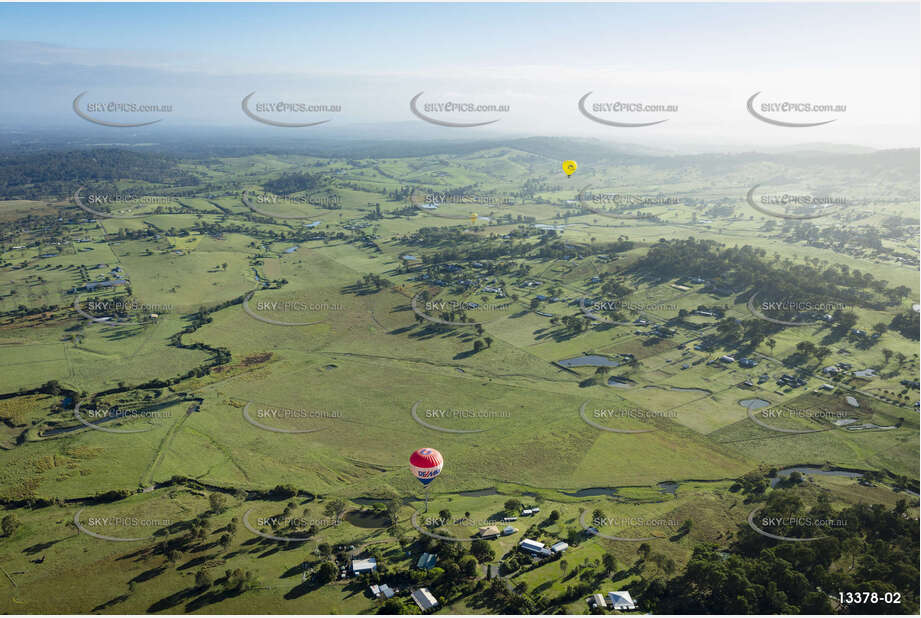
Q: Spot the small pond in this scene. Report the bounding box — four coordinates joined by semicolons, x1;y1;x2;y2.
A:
557;355;621;368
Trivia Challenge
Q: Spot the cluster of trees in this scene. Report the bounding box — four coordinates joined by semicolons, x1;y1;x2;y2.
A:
354;273;392;292
637;238;911;313
631;492;919;614
765;216;919;264
471;337;493;353
552;314;593;336
890;309;920;341
261;172;323;195
386;185;415;202
404;226;508;254
2;513;21;536
150;496;242;582
192;567;260;594
0;149;192;199
194;220;340;245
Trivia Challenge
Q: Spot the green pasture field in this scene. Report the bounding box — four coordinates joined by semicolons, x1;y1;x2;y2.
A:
0;146;917;614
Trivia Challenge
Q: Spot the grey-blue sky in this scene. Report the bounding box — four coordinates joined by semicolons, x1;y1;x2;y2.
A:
0;3;917;149
1;3;917;72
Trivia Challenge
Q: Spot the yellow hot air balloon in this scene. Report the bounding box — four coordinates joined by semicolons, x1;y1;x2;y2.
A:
470;212;478;224
562;160;578;178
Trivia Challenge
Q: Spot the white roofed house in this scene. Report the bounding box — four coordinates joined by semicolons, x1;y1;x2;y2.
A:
370;584;395;598
518;538;545;554
607;591;637;611
411;588;439;612
351;557;377;574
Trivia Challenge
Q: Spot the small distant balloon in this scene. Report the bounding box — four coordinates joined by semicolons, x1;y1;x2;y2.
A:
470;212;478;224
562;160;578;178
410;448;443;486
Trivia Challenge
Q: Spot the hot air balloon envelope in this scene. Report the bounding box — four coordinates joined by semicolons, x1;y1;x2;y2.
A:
562;160;578;177
410;448;443;486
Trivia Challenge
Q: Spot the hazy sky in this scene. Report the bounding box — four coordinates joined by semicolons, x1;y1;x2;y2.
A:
1;2;918;149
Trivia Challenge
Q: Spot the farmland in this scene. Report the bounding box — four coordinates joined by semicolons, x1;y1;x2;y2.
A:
0;142;918;614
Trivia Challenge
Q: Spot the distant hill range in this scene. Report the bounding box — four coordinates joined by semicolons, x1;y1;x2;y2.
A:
0;136;917;200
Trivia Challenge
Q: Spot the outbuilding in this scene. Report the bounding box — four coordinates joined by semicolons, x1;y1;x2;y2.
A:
411;588;439;612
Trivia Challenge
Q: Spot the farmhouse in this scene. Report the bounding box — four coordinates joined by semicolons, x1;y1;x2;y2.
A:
351;557;377;574
370;584;395;599
778;374;808;387
478;525;500;539
411;588;439;612
607;591;637;611
416;552;438;570
77;278;128;292
519;538;551;556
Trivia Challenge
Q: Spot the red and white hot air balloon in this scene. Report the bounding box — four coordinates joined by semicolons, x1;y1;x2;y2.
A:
410;448;443;486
